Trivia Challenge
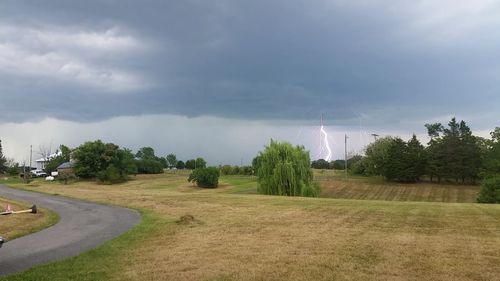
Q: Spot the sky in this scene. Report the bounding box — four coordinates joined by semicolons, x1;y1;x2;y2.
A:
1;0;499;165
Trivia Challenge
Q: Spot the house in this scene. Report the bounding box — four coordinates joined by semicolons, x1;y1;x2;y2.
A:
35;151;62;170
56;161;75;176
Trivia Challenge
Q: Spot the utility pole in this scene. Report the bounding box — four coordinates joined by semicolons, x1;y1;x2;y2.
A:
344;134;348;180
371;133;379;141
29;145;32;171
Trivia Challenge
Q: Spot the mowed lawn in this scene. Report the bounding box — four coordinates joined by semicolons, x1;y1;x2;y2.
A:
0;197;58;241
314;170;481;203
2;173;500;281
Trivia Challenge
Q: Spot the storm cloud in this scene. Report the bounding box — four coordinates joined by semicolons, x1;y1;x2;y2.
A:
0;0;499;127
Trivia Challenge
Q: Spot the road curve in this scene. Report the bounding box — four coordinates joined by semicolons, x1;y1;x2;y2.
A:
0;184;141;277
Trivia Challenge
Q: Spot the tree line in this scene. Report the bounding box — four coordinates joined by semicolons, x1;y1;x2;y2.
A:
346;118;499;185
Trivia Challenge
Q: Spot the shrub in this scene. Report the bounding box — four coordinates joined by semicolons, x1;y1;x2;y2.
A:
97;164;127;184
135;159;164;174
477;176;500;203
7;164;19;176
188;167;220;188
58;173;78;185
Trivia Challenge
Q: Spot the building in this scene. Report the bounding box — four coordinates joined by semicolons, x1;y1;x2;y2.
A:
56;162;75;176
35;151;62;170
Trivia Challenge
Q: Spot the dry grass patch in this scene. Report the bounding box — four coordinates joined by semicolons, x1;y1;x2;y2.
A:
6;174;500;281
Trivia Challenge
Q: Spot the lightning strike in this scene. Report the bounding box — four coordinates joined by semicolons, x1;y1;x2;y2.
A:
320;114;332;161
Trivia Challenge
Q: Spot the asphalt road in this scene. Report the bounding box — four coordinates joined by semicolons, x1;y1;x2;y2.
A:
0;184;141;277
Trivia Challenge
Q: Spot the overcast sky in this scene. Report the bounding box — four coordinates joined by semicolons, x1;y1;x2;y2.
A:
1;1;499;164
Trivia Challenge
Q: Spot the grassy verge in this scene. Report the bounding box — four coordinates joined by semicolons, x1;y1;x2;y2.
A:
0;197;59;241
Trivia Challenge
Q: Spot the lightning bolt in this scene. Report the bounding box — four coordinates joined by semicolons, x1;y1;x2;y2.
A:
320;114;332;161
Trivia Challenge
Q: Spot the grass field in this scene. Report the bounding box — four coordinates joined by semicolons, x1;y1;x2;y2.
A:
2;173;499;281
0;196;58;241
314;170;481;203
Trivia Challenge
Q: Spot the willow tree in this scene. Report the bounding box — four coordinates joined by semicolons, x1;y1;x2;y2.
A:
255;140;320;197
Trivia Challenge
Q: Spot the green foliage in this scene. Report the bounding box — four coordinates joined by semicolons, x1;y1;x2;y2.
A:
44;144;71;173
331;159;345;170
58;173;79;185
166;154;177;168
0;140;7;174
219;165;254;175
311;159;330;169
351;158;368;175
185;159;196;169
188;167;220;188
176;160;185;169
135;159;164;174
185;158;206;169
72;140;137;182
195;157;207;169
135;147;156;160
483;127;500;178
252;155;262;173
256;140;318;197
425;118;482;183
384;136;426;182
97;164;126;184
7;163;20;176
159;157;168;168
363;137;395;176
477;176;500;203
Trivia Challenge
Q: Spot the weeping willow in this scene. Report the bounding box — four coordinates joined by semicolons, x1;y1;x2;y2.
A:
256;140;320;197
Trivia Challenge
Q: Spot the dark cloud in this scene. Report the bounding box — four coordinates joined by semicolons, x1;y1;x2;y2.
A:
1;1;499;129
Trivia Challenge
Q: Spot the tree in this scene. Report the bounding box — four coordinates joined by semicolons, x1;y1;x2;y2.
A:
255;140;320;197
166;154;177;168
195;157;207;169
477;176;500;203
311;159;330;169
0;140;7;174
383;136;426;182
135;159;163;174
176;160;185;169
44;145;71;173
424;118;482;183
363;137;394;176
483;127;500;177
188;167;220;188
185;159;196;169
73;140;136;181
135;147;156;160
159;157;168;168
331;160;345;170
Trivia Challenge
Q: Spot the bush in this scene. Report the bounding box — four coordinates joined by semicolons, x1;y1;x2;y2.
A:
188;167;220;188
477;176;500;203
135;159;164;174
97;164;127;184
7;164;19;176
58;173;78;185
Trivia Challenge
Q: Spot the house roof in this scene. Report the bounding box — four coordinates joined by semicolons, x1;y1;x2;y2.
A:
56;162;74;169
35;151;62;162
